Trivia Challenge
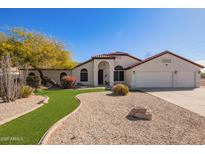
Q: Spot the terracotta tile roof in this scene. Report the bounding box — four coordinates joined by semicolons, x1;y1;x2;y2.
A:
92;54;115;59
92;51;141;61
73;51;142;69
125;50;204;70
109;51;141;61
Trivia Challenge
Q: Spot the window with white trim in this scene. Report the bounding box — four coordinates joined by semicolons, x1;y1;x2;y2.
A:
80;69;88;82
114;65;124;81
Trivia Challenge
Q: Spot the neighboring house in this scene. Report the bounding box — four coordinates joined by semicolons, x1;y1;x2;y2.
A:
25;51;204;88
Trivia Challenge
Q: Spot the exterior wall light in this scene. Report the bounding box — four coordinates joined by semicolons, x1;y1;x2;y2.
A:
174;70;178;74
133;71;135;74
198;71;201;74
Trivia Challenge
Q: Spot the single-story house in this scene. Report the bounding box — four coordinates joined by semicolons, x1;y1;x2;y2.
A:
25;51;204;88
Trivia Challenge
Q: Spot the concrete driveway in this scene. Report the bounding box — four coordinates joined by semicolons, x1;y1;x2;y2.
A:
143;88;205;117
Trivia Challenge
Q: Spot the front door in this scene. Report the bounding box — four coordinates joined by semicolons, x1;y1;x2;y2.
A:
98;69;103;85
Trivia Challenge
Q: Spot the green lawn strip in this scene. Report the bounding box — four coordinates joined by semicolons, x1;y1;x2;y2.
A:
0;88;104;145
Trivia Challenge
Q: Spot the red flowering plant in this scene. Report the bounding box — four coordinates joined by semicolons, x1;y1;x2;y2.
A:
61;76;76;89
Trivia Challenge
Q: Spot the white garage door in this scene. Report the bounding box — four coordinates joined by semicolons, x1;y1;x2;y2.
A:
134;72;173;88
176;72;195;87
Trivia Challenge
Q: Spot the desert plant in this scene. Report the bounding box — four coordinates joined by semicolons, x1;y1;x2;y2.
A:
20;86;34;98
26;76;41;87
112;84;129;96
61;76;76;89
0;55;27;102
201;73;205;79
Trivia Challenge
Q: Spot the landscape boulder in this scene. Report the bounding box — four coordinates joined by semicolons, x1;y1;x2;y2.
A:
128;106;152;121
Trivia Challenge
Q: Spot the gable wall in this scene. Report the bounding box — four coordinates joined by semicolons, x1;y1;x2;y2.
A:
129;53;202;88
72;60;94;86
114;55;141;85
114;55;141;68
131;53;201;72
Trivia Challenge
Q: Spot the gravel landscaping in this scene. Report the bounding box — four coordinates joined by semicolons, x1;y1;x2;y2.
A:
0;95;45;125
45;91;205;145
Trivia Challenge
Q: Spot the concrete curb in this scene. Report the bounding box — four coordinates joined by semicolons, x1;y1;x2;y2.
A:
76;87;106;90
0;95;49;126
38;95;82;145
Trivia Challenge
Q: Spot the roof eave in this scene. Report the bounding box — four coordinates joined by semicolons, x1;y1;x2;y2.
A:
72;59;93;69
92;57;115;59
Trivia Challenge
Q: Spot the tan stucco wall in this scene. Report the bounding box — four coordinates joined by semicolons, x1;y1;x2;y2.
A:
113;55;140;85
125;69;131;86
114;55;141;68
27;70;72;85
132;54;201;72
129;53;201;88
72;60;94;86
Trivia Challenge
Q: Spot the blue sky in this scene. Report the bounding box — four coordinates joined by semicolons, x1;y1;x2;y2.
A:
1;9;205;63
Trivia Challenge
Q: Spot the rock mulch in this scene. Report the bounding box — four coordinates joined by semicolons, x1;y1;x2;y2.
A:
0;95;46;125
45;91;205;145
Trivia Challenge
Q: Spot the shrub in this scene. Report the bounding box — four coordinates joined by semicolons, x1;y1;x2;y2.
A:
201;73;205;79
61;76;76;89
112;84;129;96
20;86;34;98
26;76;41;87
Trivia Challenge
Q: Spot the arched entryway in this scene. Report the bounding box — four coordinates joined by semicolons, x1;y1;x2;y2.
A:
98;61;110;85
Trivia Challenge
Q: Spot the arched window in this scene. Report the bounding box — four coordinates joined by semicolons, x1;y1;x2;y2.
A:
28;72;36;76
60;72;67;81
114;65;124;81
115;66;123;70
80;69;88;82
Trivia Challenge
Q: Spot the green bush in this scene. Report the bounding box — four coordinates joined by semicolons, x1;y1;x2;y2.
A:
20;86;34;98
26;76;41;87
112;84;129;96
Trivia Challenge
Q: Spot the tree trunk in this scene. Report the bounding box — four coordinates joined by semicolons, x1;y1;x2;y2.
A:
36;69;60;87
0;55;25;103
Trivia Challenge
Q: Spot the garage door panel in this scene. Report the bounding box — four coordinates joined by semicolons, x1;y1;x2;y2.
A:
135;72;172;88
176;72;195;87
